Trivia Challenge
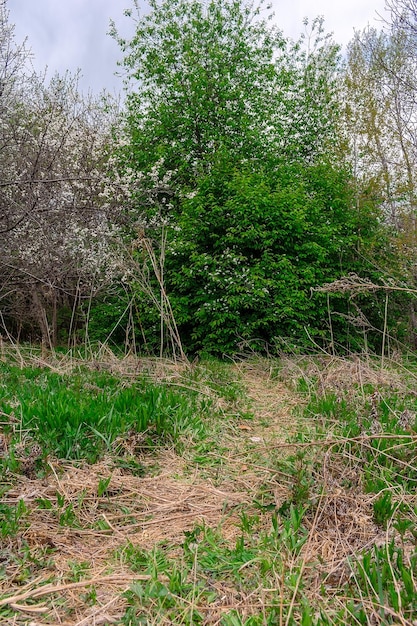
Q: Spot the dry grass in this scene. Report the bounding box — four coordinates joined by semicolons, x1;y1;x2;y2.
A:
0;340;191;383
0;357;299;624
233;358;308;441
1;354;417;624
278;353;409;399
1;449;255;624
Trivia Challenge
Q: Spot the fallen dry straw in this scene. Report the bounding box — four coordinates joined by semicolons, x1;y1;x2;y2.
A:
0;574;148;611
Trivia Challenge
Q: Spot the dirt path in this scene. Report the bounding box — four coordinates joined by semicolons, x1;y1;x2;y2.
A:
234;360;305;442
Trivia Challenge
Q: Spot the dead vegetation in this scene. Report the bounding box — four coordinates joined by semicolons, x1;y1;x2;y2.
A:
1;353;417;624
1;453;253;624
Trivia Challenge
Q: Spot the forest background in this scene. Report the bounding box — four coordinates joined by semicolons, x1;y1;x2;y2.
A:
1;0;417;358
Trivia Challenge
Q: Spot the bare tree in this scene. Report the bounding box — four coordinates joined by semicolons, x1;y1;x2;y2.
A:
384;0;417;39
345;27;417;221
344;10;417;336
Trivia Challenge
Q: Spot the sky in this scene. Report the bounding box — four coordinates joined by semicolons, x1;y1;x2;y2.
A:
7;0;388;95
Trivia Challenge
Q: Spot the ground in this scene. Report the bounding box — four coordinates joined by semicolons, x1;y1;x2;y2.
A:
1;353;416;625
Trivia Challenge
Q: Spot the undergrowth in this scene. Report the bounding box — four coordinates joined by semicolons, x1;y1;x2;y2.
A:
1;351;417;624
0;362;207;468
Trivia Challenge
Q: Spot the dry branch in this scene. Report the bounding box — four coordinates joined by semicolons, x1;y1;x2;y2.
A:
0;574;150;610
314;272;417;296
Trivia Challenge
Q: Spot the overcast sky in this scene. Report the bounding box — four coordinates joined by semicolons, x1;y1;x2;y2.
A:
8;0;388;95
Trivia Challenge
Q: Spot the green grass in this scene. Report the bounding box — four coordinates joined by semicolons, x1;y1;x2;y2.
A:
118;516;306;625
1;353;417;624
0;362;206;465
0;499;28;538
272;358;417;625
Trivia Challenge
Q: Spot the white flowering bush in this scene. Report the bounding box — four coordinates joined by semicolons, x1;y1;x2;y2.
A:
0;9;130;345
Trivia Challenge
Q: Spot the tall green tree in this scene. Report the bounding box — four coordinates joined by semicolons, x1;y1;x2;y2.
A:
113;0;343;194
113;0;283;188
114;0;394;355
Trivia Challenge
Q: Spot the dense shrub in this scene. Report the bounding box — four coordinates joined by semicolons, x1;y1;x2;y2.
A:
163;159;391;354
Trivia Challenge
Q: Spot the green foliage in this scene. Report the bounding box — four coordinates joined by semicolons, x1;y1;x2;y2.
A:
306;383;417;494
115;0;344;189
0;499;28;538
84;289;133;346
119;514;311;625
110;0;406;357
166;160;387;353
373;491;396;528
0;362;203;464
114;0;285;189
86;287;166;356
353;542;417;623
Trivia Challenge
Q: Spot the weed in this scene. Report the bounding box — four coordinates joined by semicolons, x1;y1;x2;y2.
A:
2;353;417;625
187;359;245;404
372;491;396;528
82;586;97;606
0;362;206;467
0;499;28;537
58;502;79;527
279;504;309;556
68;560;91;582
112;456;147;476
97;475;112;497
351;541;417;622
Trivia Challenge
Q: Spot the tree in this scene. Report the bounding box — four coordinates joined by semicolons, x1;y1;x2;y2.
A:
114;1;344;197
0;0;29;112
384;0;417;46
0;72;127;346
277;17;343;164
344;20;417;296
0;4;130;346
339;18;417;346
113;0;395;355
113;0;284;190
164;157;389;354
345;27;417;221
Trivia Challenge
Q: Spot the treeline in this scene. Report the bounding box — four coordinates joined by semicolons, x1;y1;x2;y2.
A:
1;0;417;356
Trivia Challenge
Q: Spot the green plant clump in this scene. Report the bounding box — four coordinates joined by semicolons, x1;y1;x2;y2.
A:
0;363;204;465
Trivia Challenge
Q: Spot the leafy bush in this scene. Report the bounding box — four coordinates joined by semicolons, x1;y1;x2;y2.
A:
166;159;390;354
